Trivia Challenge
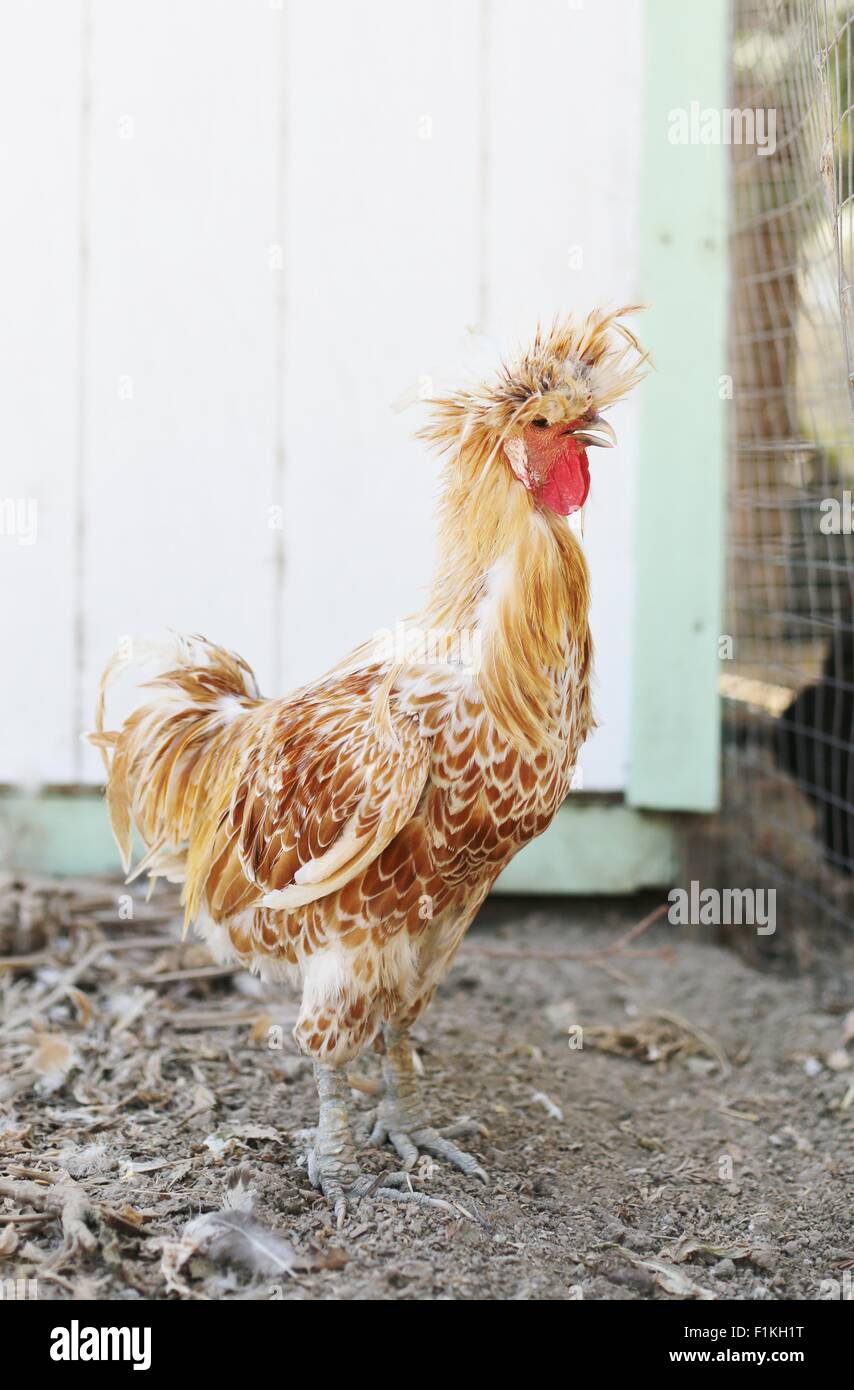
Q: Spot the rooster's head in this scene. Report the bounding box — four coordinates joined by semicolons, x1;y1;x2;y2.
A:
420;305;649;518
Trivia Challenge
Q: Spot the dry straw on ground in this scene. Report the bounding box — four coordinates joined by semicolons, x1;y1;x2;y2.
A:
1;875;852;1300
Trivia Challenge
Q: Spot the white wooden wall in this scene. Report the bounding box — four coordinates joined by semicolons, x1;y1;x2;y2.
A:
0;0;643;791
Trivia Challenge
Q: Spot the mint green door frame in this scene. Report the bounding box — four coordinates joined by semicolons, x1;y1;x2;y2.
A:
628;0;728;813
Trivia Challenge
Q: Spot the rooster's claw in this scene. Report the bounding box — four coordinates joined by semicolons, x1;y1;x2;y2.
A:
368;1115;488;1184
306;1149;455;1229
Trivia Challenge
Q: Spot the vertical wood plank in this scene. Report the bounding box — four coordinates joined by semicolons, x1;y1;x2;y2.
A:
78;0;280;781
280;0;482;691
0;0;83;783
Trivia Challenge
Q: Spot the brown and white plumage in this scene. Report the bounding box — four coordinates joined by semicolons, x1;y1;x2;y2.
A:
91;307;647;1217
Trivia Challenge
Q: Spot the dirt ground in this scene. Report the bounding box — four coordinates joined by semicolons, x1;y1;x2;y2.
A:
1;877;852;1301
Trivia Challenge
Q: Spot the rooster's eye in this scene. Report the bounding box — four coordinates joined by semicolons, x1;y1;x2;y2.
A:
531;417;549;429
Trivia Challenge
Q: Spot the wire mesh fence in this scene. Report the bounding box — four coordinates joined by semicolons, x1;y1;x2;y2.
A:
723;0;854;963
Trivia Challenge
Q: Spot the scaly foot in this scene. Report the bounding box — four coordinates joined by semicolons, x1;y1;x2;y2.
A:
368;1025;488;1183
308;1064;454;1229
368;1111;488;1181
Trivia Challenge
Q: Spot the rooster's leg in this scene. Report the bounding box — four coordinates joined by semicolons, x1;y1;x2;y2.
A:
307;1063;455;1229
369;1025;488;1183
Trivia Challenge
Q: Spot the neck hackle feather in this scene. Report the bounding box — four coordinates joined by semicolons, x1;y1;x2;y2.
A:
402;305;650;753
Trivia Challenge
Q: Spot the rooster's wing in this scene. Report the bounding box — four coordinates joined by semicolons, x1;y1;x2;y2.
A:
185;669;432;924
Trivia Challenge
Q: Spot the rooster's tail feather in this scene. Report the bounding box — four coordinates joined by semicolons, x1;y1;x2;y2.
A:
87;633;261;885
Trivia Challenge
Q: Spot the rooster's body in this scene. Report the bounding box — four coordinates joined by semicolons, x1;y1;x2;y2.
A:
92;307;646;1222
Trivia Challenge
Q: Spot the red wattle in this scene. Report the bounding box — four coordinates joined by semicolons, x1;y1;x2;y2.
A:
538;444;590;516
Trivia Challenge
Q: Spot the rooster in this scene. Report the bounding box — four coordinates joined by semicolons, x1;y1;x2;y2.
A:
90;307;647;1225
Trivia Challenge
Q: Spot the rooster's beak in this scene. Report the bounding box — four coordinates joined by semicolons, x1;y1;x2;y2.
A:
569;414;617;449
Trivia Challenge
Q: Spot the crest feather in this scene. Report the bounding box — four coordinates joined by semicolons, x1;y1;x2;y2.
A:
418;305;650;456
